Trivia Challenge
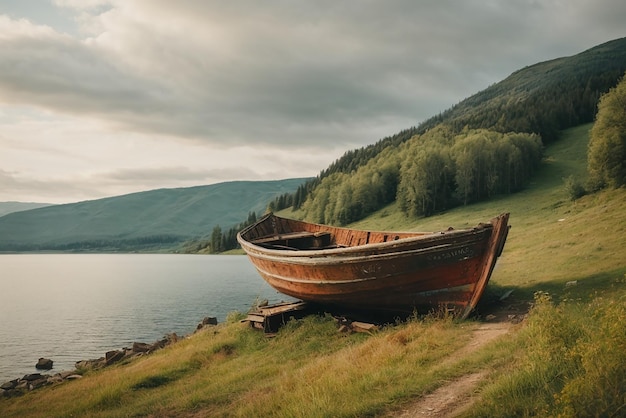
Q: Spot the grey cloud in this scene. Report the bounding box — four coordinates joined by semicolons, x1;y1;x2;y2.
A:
102;166;260;183
0;166;268;204
0;169;97;202
0;32;165;115
1;0;625;151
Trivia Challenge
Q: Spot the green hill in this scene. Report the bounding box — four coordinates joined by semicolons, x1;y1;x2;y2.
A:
0;179;308;251
419;37;626;142
0;202;54;217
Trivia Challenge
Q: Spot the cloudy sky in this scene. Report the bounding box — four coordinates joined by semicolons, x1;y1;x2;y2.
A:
1;0;625;204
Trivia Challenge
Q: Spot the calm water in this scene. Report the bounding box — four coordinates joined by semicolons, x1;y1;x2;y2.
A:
0;254;294;383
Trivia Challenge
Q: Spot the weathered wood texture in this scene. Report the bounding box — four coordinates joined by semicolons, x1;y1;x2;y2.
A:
238;213;510;319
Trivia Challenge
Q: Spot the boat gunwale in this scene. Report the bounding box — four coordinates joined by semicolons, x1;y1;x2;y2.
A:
239;235;492;266
237;215;494;259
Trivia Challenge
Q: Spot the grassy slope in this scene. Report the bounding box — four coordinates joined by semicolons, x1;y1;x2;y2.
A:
350;124;625;293
1;125;624;417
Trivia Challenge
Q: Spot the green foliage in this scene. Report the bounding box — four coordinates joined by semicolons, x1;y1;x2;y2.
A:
302;127;542;224
186;211;259;253
268;191;295;212
563;175;586;201
93;385;124;410
587;72;626;190
398;138;453;217
301;147;401;225
210;224;223;253
450;130;543;205
466;288;626;418
420;38;626;143
555;286;626;417
289;127;418;211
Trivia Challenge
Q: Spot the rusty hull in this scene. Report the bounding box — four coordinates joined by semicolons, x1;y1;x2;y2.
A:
237;213;510;319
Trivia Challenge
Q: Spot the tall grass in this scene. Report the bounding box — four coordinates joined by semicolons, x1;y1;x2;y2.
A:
463;279;626;417
1;313;492;417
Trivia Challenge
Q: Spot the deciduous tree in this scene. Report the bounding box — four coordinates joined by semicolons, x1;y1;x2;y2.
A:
588;73;626;189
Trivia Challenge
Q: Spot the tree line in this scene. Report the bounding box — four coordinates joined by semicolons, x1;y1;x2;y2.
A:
269;127;418;212
182;212;258;254
0;234;184;252
300;128;542;224
420;68;622;144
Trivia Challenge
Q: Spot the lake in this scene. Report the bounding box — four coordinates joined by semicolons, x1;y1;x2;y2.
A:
0;254;294;383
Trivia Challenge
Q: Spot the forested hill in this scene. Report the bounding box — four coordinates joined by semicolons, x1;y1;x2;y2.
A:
0;178;307;252
420;37;626;143
274;37;626;225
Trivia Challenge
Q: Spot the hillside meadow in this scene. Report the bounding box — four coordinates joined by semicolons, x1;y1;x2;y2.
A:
1;124;624;417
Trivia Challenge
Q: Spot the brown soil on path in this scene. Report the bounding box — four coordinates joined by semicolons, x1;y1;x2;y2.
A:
386;304;527;418
393;371;489;418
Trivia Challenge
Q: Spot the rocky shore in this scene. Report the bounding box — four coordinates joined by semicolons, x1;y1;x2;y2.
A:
1;316;218;398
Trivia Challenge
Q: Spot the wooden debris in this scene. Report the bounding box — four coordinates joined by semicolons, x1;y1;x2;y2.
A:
334;316;379;334
243;301;381;335
243;301;310;333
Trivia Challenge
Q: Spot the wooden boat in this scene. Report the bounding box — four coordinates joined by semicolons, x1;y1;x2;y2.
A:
237;213;510;319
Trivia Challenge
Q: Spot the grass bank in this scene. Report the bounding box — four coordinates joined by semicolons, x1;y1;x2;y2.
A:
2;124;625;417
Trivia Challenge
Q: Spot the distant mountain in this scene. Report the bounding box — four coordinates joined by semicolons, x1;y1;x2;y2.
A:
0;202;54;218
0;179;308;251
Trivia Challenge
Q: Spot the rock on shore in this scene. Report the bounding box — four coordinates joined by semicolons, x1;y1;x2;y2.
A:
1;316;219;398
35;358;53;370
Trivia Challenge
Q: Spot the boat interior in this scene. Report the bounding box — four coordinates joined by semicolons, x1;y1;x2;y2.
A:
249;229;432;251
243;215;441;251
251;231;337;250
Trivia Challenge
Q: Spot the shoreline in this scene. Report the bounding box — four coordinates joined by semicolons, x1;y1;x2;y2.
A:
1;316;218;398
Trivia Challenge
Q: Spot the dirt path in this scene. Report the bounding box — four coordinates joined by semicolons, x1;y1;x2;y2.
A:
389;320;515;418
